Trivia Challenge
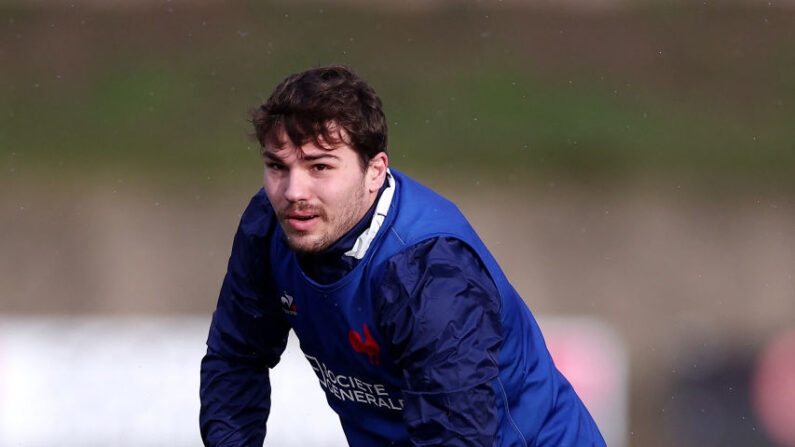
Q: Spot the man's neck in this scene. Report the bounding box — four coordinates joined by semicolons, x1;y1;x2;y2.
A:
295;176;390;283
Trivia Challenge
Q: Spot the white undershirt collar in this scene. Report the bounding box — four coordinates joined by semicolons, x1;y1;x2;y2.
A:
344;169;395;260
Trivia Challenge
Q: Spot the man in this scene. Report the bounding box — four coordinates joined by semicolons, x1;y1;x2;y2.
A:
200;65;605;446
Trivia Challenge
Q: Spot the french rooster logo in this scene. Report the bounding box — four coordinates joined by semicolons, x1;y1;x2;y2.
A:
349;323;380;366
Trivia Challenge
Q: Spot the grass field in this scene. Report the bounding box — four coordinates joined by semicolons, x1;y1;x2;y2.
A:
1;2;793;191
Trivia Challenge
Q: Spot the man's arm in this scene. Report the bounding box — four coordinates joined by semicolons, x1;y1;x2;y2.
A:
200;192;291;446
376;237;503;446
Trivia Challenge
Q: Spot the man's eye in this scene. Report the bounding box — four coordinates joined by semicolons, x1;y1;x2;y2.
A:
313;164;330;171
266;163;285;171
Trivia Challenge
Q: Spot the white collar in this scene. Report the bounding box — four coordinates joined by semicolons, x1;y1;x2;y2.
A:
344;169;395;260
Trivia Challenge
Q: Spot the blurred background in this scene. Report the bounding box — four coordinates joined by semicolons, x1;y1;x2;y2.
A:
1;0;793;445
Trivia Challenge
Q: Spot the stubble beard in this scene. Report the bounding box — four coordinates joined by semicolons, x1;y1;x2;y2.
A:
280;179;370;254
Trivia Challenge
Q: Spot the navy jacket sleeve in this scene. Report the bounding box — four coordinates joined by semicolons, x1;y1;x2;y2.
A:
376;237;503;446
200;190;291;446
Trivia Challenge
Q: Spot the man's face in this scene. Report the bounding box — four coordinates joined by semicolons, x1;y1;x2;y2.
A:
262;127;387;254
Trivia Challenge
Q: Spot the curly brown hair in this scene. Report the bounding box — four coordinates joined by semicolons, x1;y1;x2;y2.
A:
252;65;388;168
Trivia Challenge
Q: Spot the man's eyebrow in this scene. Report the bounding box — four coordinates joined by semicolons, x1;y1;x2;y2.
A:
262;149;339;163
302;153;339;162
262;151;282;162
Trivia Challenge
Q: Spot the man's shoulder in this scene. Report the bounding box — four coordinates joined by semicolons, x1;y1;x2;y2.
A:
391;169;451;204
238;188;277;239
388;171;473;247
387;236;480;266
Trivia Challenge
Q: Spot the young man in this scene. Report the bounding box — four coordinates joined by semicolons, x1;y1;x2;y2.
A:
200;65;605;446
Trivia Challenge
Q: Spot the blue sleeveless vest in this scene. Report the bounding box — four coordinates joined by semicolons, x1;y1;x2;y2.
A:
270;169;601;446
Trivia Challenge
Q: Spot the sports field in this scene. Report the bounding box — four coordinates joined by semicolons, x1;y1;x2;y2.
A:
1;1;794;445
1;1;793;188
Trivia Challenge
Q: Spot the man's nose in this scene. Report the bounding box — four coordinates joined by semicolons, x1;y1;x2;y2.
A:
283;170;311;202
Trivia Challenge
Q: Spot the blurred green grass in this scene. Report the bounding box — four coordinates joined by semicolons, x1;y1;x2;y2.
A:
1;2;793;190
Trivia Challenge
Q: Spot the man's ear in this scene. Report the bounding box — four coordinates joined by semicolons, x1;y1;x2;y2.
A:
366;152;388;193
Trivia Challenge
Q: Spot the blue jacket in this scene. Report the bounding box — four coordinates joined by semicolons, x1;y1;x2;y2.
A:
200;169;605;446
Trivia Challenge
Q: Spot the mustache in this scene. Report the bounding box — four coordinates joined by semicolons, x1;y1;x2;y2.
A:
276;203;324;218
